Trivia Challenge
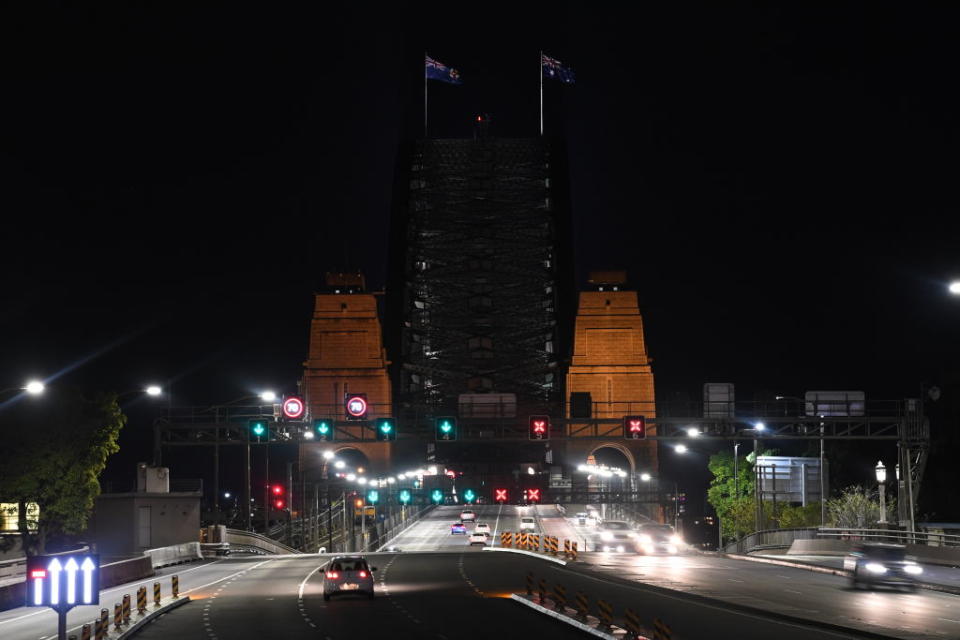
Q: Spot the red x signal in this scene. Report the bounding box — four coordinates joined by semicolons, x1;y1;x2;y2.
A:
528;415;550;440
623;415;646;439
494;488;508;503
525;488;540;503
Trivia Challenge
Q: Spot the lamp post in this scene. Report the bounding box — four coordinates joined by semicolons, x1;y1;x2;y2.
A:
876;460;887;525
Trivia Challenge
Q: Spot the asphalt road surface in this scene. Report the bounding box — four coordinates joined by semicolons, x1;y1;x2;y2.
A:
5;506;960;639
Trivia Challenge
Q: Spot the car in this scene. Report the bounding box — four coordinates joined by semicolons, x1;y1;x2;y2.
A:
519;516;536;531
460;510;477;522
475;522;491;534
576;512;589;525
636;524;683;555
451;522;467;534
595;520;638;552
844;543;923;591
382;546;402;553
468;532;488;546
323;556;376;600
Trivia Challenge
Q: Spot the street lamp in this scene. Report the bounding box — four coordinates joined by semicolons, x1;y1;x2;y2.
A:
25;381;45;395
675;444;688;454
876;460;887;525
686;427;700;438
948;281;960;295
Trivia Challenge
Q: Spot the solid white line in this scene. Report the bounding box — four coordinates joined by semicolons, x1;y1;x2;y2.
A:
492;503;503;545
298;561;329;600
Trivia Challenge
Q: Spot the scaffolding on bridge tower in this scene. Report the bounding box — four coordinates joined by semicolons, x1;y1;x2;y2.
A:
390;127;574;414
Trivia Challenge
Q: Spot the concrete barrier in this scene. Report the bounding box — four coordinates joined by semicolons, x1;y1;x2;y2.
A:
144;542;203;568
787;538;960;567
101;555;155;589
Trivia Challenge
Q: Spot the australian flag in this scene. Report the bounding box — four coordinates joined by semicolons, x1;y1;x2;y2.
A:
425;55;462;84
542;53;575;84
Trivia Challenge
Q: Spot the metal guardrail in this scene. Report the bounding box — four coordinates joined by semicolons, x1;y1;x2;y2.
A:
725;526;960;554
0;545;90;585
225;529;301;555
818;528;960;547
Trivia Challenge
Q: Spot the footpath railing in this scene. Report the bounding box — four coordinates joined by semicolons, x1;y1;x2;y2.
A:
725;526;960;555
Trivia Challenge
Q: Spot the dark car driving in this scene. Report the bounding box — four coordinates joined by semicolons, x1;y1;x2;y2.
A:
843;543;923;590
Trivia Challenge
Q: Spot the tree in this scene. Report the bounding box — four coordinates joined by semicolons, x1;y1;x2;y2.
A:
707;450;757;543
0;388;125;554
826;485;895;528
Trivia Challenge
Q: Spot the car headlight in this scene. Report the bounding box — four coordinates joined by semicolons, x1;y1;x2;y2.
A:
670;535;683;545
865;562;887;574
637;534;652;543
904;563;923;575
600;532;614;542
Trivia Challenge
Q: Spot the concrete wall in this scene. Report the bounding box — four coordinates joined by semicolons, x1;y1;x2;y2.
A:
91;493;201;559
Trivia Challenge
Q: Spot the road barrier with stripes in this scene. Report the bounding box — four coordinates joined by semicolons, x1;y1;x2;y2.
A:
501;532;513;547
99;608;109;639
137;586;147;614
113;603;122;631
597;599;613;629
538;578;548;603
94;618;105;640
122;594;131;623
80;623;92;640
654;617;672;640
172;574;180;597
552;583;567;612
624;608;642;638
154;581;162;606
575;591;589;622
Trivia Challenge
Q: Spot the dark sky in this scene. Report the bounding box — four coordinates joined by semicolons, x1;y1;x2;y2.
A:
3;4;959;508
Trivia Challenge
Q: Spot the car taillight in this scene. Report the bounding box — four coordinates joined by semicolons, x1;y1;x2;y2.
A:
358;571;368;578
325;571;339;579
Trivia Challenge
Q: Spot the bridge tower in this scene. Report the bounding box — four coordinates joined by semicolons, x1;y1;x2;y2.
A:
561;271;658;475
300;273;394;475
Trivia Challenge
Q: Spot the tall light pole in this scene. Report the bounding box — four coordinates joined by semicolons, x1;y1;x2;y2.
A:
876;460;887;525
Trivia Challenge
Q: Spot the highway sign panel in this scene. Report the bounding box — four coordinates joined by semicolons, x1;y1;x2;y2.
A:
25;554;99;610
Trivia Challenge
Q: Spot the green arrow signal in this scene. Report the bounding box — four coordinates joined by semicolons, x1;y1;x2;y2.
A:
399;490;411;504
463;489;476;503
431;489;443;503
441;421;452;433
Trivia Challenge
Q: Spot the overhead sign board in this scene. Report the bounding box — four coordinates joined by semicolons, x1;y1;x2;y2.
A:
25;554;99;610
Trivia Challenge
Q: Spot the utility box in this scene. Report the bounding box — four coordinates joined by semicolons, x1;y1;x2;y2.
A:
703;383;735;418
136;463;170;493
804;391;865;417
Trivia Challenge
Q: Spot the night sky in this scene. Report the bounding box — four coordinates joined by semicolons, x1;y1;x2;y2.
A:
3;5;959;516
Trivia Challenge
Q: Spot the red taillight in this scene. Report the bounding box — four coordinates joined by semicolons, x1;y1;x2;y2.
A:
325;571;338;579
358;570;367;578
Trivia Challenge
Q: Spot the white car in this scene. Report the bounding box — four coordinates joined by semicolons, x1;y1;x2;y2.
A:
468;532;488;546
519;516;536;531
460;510;477;522
323;556;376;600
475;523;491;534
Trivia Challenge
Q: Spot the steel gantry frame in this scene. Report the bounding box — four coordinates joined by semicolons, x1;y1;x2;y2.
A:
399;137;562;408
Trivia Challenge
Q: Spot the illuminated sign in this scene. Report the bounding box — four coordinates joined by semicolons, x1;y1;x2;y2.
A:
623;415;646;439
25;554;99;610
494;488;508;503
345;394;368;419
282;396;305;419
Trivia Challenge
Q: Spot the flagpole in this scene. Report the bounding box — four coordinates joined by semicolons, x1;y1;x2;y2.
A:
539;50;543;136
424;52;428;138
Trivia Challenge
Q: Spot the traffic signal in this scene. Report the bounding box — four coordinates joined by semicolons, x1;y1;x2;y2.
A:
624;415;646;439
431;489;444;504
366;489;380;505
524;488;541;503
344;394;368;420
528;415;550;440
272;485;285;510
314;419;334;441
249;419;268;440
375;418;397;441
462;489;477;504
494;488;508;503
398;489;412;505
435;416;457;441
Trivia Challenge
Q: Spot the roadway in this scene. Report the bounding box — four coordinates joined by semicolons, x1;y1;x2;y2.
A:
5;506;960;639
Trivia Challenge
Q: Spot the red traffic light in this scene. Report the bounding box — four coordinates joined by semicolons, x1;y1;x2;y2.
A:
623;415;646;439
494;488;508;503
274;499;285;509
528;415;550;440
525;488;541;503
272;485;284;496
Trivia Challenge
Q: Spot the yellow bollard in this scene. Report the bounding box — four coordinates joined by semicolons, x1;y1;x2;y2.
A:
113;603;122;631
575;591;589;622
137;586;147;614
153;581;162;607
172;574;180;598
597;599;613;630
121;594;131;623
625;608;642;638
80;623;92;640
653;617;673;640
